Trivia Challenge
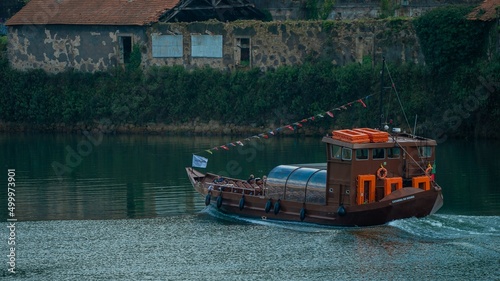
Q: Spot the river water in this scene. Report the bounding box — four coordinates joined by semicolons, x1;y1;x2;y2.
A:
0;133;499;280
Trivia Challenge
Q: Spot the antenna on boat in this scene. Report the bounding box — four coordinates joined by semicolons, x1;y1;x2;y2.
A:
379;57;386;131
413;114;418;136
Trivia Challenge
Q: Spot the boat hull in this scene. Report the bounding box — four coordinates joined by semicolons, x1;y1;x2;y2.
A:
187;168;443;227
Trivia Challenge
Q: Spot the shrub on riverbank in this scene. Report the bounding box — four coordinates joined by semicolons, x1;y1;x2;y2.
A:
0;6;498;139
0;56;498;138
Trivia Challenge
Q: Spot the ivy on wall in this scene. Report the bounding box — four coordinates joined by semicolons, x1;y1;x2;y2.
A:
414;5;488;74
305;0;335;20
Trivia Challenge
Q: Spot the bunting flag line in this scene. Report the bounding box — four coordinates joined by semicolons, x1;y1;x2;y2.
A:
192;93;376;156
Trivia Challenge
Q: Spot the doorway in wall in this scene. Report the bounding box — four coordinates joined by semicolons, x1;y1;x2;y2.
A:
119;35;132;64
236;37;250;67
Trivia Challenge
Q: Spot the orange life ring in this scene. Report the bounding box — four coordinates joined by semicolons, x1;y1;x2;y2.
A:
425;166;433;177
377;167;387;179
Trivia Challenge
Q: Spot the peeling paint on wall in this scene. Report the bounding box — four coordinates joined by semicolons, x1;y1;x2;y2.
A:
8;25;147;73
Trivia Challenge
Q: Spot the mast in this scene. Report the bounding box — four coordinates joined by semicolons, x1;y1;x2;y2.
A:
379;57;385;130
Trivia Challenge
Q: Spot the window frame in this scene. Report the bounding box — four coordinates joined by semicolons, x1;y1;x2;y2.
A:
342;147;352;161
372;148;385;160
355;148;369;161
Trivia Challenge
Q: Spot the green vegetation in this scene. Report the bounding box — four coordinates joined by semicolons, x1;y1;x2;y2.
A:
0;7;498;139
1;54;498;138
414;5;488;74
305;0;335;20
379;0;398;18
0;36;7;61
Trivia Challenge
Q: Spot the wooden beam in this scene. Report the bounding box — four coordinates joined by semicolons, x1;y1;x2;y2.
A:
162;0;195;22
161;0;260;22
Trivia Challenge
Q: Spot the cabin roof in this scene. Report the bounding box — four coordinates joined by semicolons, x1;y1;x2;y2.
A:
322;133;437;148
5;0;179;26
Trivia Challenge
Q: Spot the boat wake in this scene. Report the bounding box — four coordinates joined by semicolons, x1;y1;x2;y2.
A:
201;206;500;239
199;205;343;233
389;214;500;240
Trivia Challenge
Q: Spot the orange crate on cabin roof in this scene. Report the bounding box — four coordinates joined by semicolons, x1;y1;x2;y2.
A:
332;129;370;143
353;128;389;143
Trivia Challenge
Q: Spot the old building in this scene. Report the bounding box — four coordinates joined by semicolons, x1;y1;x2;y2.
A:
5;0;265;72
8;0;490;73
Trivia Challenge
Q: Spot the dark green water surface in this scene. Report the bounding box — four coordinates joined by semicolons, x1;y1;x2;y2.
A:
0;133;498;280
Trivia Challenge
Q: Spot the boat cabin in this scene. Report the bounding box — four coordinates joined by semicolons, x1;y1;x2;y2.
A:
322;128;436;207
265;128;436;208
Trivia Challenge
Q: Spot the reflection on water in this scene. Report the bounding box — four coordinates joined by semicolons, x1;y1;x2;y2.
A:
0;133;499;280
0;134;499;220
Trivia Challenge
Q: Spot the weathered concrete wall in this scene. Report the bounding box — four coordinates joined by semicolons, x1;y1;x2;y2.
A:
148;20;424;72
7;25;147;72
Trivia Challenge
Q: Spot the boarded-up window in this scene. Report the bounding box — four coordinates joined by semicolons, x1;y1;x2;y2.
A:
152;35;183;58
191;35;223;58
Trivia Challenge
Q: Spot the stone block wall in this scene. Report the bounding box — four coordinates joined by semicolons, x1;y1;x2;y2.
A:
147;20;423;72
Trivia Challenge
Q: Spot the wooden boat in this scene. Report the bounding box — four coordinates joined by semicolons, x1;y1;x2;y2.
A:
186;127;443;227
186;59;443;226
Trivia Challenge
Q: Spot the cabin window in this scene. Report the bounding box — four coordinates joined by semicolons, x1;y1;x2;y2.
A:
331;145;342;159
373;148;385;159
342;148;352;161
388;147;400;159
419;146;433;158
356;149;369;160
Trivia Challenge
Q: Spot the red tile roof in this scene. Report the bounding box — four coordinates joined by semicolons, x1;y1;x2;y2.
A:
6;0;180;26
468;0;500;21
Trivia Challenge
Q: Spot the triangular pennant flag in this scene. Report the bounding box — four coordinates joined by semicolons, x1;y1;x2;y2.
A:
316;114;324;118
358;99;367;108
205;150;213;154
327;111;334;118
236;141;244;146
286;125;294;131
220;145;229;150
301;119;308;123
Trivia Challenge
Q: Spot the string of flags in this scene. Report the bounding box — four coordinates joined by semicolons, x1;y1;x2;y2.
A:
192;93;376;162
